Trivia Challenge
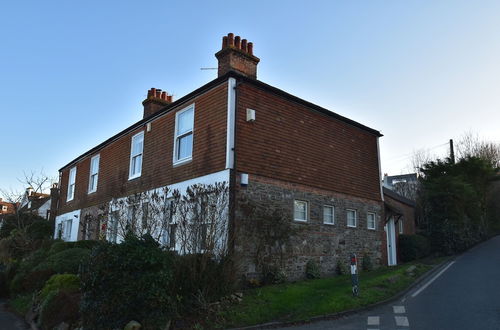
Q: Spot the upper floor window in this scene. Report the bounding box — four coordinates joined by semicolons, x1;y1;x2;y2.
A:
129;131;144;179
173;105;194;165
67;167;77;201
347;209;357;228
367;212;376;230
88;154;100;193
323;205;335;225
294;200;308;222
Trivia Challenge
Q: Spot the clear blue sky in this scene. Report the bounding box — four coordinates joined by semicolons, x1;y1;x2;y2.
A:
1;0;499;196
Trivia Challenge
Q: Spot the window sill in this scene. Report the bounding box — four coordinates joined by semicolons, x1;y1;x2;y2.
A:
367;227;376;231
323;222;335;226
347;225;357;228
128;174;142;181
173;157;192;167
294;219;308;223
88;190;97;195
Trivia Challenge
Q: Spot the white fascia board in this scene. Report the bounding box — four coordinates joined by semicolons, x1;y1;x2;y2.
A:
226;78;236;169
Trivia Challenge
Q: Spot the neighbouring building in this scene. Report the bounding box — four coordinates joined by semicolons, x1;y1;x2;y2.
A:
383;173;418;201
18;187;52;220
382;187;416;265
54;33;390;280
0;198;17;226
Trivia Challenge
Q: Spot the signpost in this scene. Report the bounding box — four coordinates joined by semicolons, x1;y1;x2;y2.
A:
351;253;359;297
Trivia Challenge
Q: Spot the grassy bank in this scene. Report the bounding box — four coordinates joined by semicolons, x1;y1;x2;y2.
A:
222;258;446;328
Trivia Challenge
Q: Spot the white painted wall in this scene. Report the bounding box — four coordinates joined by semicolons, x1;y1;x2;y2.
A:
54;209;81;241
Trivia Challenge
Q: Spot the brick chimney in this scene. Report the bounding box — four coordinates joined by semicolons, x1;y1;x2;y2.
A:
215;33;260;79
142;88;173;118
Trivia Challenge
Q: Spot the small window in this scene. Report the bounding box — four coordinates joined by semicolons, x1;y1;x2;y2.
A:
173;105;194;165
129;131;144;179
399;219;404;234
323;205;334;225
67;167;77;201
347;209;357;227
88;154;100;193
367;212;376;230
294;200;308;222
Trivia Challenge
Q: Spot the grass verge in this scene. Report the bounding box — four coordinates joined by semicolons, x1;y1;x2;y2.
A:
222;257;446;328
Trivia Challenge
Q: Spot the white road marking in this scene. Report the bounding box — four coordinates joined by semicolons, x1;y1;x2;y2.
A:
367;316;380;325
411;261;455;298
393;305;406;314
367;328;380;330
395;315;410;327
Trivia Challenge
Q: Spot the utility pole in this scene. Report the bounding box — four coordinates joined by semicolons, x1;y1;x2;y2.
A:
449;139;455;164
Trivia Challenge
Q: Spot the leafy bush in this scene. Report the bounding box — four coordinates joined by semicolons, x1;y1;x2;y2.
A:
40;274;80;301
399;234;431;262
48;240;101;256
262;264;287;285
9;248;89;294
10;268;55;294
173;253;236;310
305;259;321;279
26;221;54;240
336;259;348;275
38;289;81;330
362;254;373;271
80;234;175;330
35;248;91;274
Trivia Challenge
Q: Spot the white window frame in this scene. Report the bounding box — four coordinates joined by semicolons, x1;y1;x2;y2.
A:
294;200;308;222
347;209;357;228
323;205;335;225
67;167;77;201
129;131;144;180
367;212;376;230
173;104;195;166
88;154;100;194
399;219;404;234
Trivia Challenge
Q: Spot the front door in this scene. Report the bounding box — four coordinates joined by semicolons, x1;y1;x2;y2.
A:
386;217;397;266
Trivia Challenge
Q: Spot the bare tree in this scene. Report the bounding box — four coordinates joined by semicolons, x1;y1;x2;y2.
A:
457;130;500;167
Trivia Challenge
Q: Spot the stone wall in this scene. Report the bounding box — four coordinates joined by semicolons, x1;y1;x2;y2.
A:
234;174;384;281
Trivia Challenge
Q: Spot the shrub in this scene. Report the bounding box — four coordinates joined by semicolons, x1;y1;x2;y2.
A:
80;234;175;330
399;234;431;262
38;289;81;330
26;221;54;240
39;274;80;301
362;254;373;271
336;259;348;275
10;268;55;294
173;253;236;310
261;264;287;285
305;259;321;279
35;248;91;274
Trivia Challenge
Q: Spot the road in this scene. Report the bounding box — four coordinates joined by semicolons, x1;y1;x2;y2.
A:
277;235;500;330
0;300;28;330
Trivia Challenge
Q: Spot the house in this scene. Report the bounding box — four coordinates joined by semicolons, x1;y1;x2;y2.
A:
18;187;52;220
54;33;387;279
383;173;418;201
0;198;16;216
382;187;416;265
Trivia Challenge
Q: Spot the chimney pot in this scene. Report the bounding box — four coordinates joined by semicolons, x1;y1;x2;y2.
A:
216;34;260;79
247;42;253;55
161;91;167;100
